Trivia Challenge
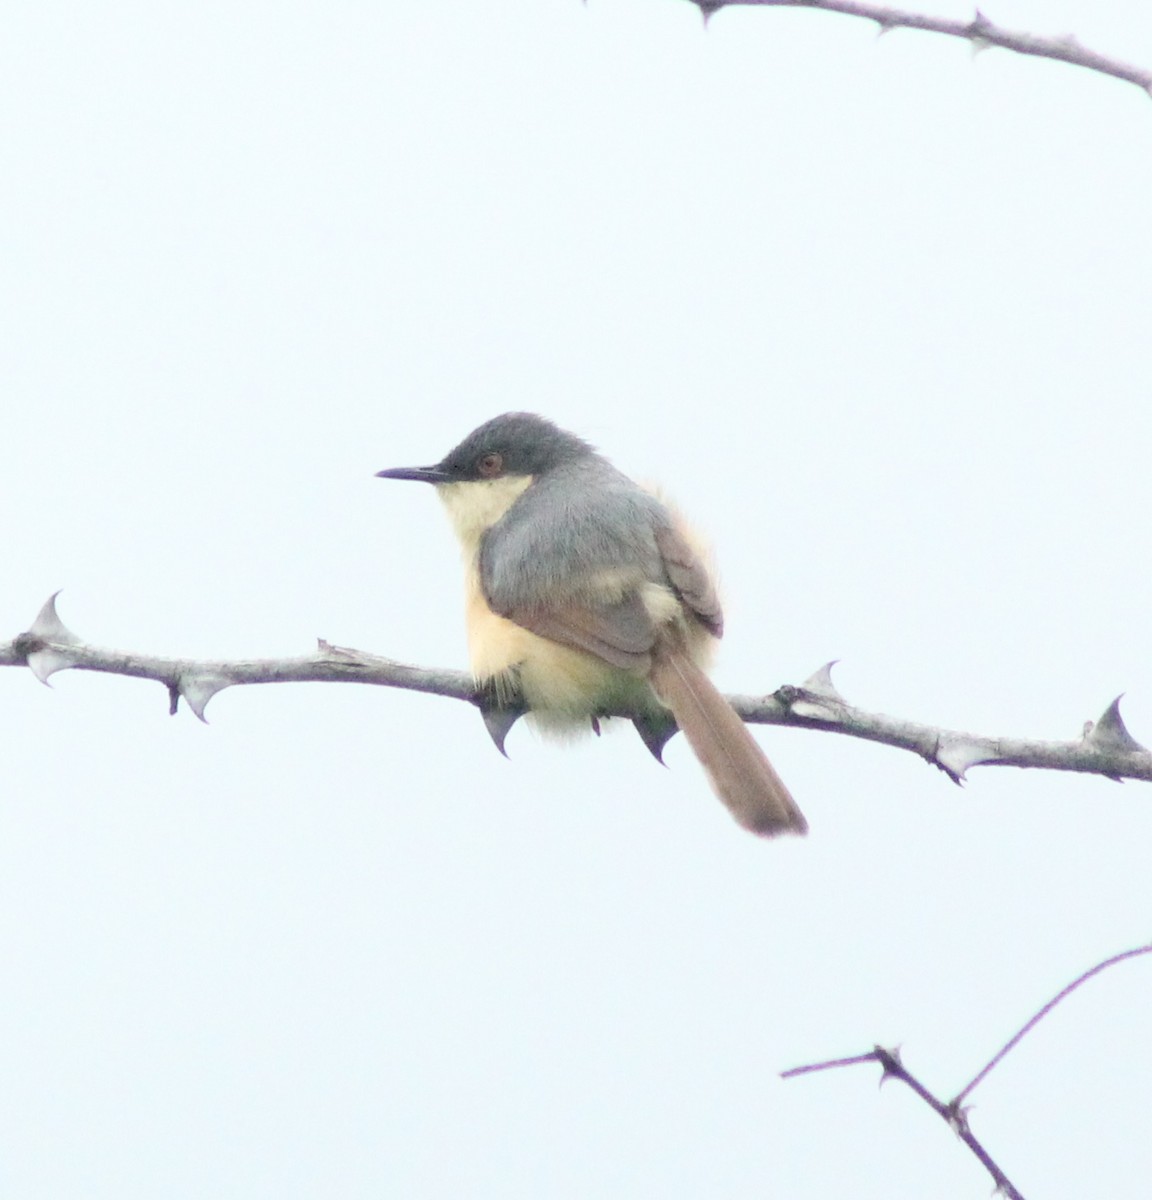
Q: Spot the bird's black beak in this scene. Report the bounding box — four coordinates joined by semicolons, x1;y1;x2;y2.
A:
375;464;453;484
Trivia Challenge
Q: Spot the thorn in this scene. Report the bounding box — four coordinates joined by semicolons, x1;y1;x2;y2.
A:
945;1101;973;1138
178;673;232;723
475;674;525;757
591;715;601;737
967;9;993;57
29;591;77;644
966;11;994;59
801;660;845;703
19;593;82;684
1084;695;1147;754
693;0;722;29
26;646;79;685
481;706;524;757
168;682;181;716
632;711;679;764
320;641;375;664
785;677;842;722
874;1044;903;1088
935;735;995;784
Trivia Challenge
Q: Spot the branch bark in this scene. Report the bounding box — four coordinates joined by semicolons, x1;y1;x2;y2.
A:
687;1;1152;95
4;595;1150;791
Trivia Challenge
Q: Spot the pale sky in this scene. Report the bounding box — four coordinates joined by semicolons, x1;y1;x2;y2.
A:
3;2;1152;1197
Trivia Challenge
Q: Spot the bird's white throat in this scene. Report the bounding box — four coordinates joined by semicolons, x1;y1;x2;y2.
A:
436;475;534;556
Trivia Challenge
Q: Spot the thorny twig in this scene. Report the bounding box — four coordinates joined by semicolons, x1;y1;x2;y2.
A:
782;943;1152;1200
686;1;1152;96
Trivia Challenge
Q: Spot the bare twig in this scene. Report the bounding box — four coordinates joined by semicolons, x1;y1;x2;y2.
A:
955;941;1152;1104
4;595;1151;793
782;943;1152;1199
687;0;1152;95
778;1050;878;1077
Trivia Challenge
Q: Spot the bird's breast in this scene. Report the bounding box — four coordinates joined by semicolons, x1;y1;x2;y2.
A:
461;560;657;734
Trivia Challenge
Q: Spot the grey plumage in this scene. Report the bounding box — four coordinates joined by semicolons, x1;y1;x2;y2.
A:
376;412;807;838
483;458;671;618
437;412;594;480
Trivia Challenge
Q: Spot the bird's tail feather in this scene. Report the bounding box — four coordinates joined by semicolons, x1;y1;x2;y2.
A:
650;648;807;837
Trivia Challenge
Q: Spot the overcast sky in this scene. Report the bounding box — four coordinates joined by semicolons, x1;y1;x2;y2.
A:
3;2;1152;1197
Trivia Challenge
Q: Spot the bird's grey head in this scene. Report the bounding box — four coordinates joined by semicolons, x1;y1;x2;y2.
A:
376;412;595;485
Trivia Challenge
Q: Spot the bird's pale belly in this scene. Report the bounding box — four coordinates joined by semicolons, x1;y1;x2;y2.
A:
463;571;660;735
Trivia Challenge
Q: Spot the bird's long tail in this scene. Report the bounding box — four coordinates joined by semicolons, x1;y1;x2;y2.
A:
650;648;808;837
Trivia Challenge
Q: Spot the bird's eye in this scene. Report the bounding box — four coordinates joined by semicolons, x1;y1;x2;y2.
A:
477;452;503;478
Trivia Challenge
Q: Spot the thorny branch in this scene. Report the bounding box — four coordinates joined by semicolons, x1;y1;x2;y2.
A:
3;595;1151;791
685;1;1152;96
785;1045;1026;1199
781;943;1152;1200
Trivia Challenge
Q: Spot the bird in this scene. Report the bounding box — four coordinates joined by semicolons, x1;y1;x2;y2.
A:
376;412;807;837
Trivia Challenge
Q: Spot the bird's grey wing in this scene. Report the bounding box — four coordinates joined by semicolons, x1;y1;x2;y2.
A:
496;592;656;671
479;467;661;670
653;521;724;638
